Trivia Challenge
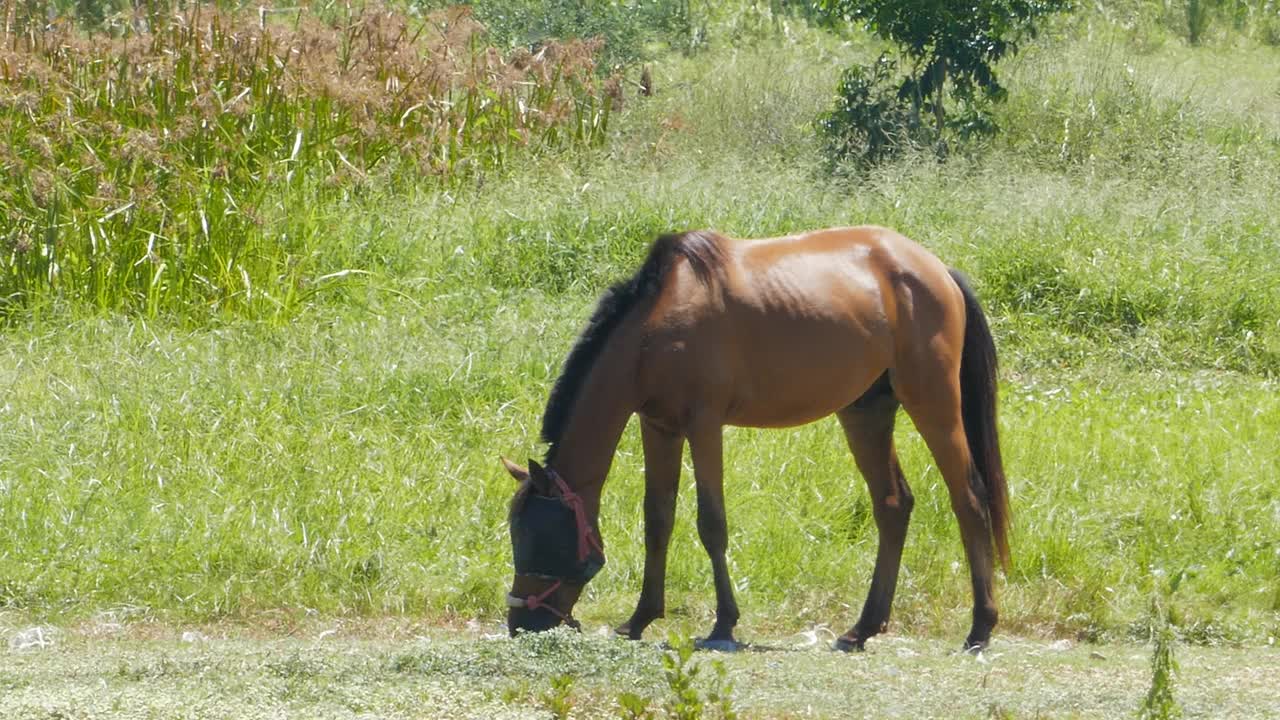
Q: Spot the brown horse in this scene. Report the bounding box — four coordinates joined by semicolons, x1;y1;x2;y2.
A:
502;225;1009;651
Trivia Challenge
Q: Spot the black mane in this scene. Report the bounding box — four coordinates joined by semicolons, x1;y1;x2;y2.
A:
540;231;724;463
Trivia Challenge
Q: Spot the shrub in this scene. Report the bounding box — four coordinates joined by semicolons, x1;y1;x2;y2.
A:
814;0;1070;165
817;54;922;168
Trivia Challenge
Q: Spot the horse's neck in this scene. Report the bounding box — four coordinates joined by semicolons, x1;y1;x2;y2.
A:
547;343;638;520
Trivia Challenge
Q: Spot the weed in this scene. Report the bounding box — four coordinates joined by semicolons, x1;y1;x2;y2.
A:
661;633;737;720
542;674;575;720
618;691;657;719
706;661;737;720
1139;598;1182;720
663;635;702;720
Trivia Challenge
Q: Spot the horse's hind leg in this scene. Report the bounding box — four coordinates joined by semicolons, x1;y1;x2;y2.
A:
897;373;999;651
834;376;914;651
616;418;684;640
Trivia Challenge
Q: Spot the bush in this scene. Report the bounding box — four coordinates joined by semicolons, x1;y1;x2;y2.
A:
815;0;1070;166
817;54;923;168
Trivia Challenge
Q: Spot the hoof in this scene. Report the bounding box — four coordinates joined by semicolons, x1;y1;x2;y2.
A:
694;637;743;653
962;638;988;655
833;635;865;653
616;613;659;641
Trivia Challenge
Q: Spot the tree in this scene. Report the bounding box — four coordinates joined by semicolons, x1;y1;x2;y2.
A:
815;0;1070;160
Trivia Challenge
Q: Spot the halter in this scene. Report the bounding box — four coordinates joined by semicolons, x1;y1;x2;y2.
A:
507;470;605;629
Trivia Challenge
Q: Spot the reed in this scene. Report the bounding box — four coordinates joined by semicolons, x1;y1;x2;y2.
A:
0;2;616;319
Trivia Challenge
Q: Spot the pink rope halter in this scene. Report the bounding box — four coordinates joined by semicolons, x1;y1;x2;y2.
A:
548;472;605;565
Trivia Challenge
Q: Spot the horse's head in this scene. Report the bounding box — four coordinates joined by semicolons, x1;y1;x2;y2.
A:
502;458;605;636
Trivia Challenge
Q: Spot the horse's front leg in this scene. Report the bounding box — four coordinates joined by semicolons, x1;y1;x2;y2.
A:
616;418;684;640
688;422;741;650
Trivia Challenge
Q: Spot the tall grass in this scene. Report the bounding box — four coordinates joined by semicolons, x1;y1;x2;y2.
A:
426;0;705;66
0;3;616;319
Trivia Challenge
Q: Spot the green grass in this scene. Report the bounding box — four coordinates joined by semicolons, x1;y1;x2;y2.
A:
2;297;1278;641
1;2;1279;656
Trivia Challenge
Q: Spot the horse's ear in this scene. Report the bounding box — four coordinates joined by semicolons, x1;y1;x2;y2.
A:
527;458;554;495
501;457;529;483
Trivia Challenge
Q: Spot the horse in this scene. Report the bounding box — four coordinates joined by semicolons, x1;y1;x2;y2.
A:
501;225;1009;651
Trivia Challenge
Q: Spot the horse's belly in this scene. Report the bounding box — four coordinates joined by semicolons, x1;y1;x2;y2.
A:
728;401;848;428
726;360;886;428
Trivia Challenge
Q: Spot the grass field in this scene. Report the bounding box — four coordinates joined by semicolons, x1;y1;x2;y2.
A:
3;296;1280;643
2;2;1280;716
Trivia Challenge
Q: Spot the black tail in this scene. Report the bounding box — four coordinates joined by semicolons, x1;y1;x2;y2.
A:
949;269;1010;571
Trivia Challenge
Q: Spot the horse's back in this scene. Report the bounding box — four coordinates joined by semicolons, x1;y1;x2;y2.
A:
637;226;962;429
728;225;961;349
735;226;954;298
